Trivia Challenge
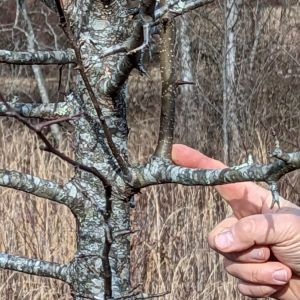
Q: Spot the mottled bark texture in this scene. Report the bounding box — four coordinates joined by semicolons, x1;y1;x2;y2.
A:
0;49;76;65
0;0;299;299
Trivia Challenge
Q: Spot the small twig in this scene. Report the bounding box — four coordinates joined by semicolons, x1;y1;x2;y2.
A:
35;112;84;131
114;291;170;299
112;229;140;239
54;0;66;24
128;283;143;293
175;80;195;88
70;291;95;300
101;43;128;59
138;291;171;299
127;24;151;55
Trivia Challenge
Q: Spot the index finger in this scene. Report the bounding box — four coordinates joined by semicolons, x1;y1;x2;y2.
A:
171;144;276;218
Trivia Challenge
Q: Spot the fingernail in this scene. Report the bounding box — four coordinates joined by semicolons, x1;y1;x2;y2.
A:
273;269;287;283
250;248;265;260
215;230;234;249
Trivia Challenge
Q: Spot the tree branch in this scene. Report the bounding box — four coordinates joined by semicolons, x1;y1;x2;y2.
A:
0;98;78;119
133;150;300;208
113;290;170;299
100;21;144;95
0;49;76;65
153;7;176;159
0;253;69;281
105;0;213;61
154;0;214;20
101;0;156;95
0;169;71;204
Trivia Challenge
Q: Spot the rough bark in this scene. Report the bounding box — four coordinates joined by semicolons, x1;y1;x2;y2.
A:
0;49;76;65
0;254;69;282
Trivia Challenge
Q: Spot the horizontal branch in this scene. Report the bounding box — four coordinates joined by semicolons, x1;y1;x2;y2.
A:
0;253;69;281
133;150;300;207
113;290;170;299
0;49;76;65
0;169;72;205
0;98;78;119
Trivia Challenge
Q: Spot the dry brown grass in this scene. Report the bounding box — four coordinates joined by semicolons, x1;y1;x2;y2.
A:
0;118;75;300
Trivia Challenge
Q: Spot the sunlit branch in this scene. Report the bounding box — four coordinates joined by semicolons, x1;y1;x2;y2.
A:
0;253;69;281
133;149;300;208
127;23;151;55
153;7;176;159
0;49;76;65
101;43;128;59
155;0;214;20
0;99;78;119
0;169;71;204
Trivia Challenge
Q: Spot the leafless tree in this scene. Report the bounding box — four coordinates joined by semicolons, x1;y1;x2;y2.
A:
0;0;300;299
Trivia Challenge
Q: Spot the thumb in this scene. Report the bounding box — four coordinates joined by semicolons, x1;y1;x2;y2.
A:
209;212;295;253
171;144;226;169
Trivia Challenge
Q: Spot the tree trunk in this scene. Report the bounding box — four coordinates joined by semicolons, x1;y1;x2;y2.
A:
222;0;240;165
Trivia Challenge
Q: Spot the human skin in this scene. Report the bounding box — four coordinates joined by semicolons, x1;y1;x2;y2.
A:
171;144;300;299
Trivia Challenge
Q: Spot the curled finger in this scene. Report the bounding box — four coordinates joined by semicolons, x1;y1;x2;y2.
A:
222;245;270;263
237;280;286;298
224;259;292;286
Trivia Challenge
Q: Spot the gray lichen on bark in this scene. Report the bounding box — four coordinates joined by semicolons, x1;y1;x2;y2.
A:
0;49;76;65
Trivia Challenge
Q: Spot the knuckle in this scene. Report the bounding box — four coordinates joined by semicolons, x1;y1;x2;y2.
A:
239;218;255;235
250;267;260;283
238;282;274;298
